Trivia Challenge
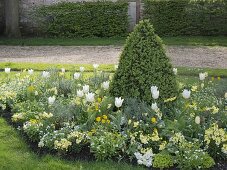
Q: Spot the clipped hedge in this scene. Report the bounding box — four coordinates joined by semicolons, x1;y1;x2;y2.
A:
143;0;227;36
36;1;128;38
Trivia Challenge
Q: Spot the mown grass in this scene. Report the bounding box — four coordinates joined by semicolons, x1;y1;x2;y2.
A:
0;117;143;170
0;36;227;46
0;62;227;77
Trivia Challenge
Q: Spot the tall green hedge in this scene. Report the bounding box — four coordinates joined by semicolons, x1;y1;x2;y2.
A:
143;0;227;36
37;1;128;37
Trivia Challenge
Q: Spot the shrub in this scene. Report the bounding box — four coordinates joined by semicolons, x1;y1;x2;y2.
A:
153;152;174;169
143;0;227;36
36;1;128;38
110;20;178;104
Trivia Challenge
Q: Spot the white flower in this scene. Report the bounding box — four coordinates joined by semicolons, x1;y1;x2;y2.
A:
114;64;118;70
93;64;99;69
150;86;158;93
61;68;65;73
38;140;44;147
82;85;89;93
48;96;56;105
74;72;80;79
102;81;110;90
173;68;177;75
28;69;34;75
34;91;38;96
42;71;50;78
5;68;10;74
86;92;95;102
80;67;85;72
182;89;191;99
115;97;124;108
195;116;200;124
151;103;158;111
152;90;159;100
199;73;206;81
225;92;227;99
77;90;84;98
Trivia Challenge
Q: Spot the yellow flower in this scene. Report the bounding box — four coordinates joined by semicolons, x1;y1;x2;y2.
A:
211;77;215;81
151;117;157;124
101;119;106;124
133;121;139;128
106;120;110;124
191;86;198;92
97;97;102;103
217;76;221;80
164;96;177;103
102;115;108;120
96;117;101;122
95;103;99;111
159;141;167;150
27;85;35;92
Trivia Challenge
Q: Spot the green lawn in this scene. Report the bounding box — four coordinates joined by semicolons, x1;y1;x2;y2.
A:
0;117;143;170
0;36;227;46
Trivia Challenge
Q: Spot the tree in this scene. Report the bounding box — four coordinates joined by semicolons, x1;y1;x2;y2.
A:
110;20;178;104
4;0;21;38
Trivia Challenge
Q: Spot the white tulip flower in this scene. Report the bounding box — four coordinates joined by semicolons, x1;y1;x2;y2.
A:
173;68;177;75
199;73;206;81
74;72;81;80
151;103;158;111
182;89;191;99
42;71;50;78
48;96;56;105
34;91;39;96
102;81;110;90
195;116;200;124
152;90;159;100
28;69;34;75
115;97;124;108
77;90;84;98
151;86;158;93
82;85;89;93
61;68;65;73
5;68;11;74
93;64;99;69
86;92;95;102
225;92;227;99
80;67;85;72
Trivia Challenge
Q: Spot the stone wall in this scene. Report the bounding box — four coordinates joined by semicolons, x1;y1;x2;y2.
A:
0;0;140;35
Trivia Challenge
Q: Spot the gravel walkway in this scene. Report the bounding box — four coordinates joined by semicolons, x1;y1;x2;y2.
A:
0;45;226;68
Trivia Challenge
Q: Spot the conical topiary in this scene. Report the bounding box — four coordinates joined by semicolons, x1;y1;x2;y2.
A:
110;20;178;104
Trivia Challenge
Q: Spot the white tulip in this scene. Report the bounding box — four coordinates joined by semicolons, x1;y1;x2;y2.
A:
5;68;11;74
114;64;118;70
85;92;95;102
199;73;206;81
80;67;85;72
82;85;89;93
77;90;84;98
151;103;158;111
28;69;34;75
48;96;56;105
102;81;110;90
34;91;38;96
151;86;158;93
93;64;99;69
61;68;65;73
74;72;80;80
195;116;200;124
182;89;191;99
225;92;227;99
42;71;50;78
173;68;177;75
115;97;124;108
152;90;159;100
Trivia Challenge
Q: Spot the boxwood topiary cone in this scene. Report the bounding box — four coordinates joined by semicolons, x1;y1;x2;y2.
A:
110;20;178;104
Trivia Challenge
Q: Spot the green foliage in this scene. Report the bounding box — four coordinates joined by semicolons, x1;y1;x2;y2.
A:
144;0;227;36
36;1;128;38
110;20;178;103
153;152;174;169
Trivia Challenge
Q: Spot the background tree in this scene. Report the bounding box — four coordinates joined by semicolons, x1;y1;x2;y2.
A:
4;0;21;37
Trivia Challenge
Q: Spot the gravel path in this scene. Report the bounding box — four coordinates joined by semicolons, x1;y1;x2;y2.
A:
0;45;226;68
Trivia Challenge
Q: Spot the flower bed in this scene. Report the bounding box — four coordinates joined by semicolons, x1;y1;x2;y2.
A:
0;66;226;169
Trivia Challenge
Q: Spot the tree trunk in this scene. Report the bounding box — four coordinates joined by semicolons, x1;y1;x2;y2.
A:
4;0;21;38
136;0;141;24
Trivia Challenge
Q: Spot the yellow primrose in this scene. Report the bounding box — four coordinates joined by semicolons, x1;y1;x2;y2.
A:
96;116;101;122
211;77;215;81
159;141;167;150
101;119;106;124
211;106;219;114
151;117;157;124
191;86;198;92
27;86;35;92
102;115;108;120
106;120;110;124
133;121;139;128
217;76;221;80
95;103;99;111
97;97;102;103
